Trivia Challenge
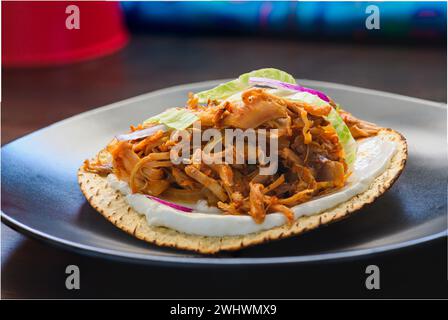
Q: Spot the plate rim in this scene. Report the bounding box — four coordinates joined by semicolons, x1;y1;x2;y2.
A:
2;79;447;266
2;214;446;266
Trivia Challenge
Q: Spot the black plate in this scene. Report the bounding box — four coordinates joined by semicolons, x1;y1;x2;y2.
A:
2;80;447;265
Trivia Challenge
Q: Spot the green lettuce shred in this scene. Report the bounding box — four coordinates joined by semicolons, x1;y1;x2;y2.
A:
325;108;357;167
287;92;357;167
144;108;198;130
196;68;296;103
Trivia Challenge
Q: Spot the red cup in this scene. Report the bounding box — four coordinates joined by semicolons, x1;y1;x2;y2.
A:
2;1;129;67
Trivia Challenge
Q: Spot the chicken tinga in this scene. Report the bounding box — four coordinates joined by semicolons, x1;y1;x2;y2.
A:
79;68;407;253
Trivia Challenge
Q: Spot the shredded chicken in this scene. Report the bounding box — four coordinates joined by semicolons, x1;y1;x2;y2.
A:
338;109;380;138
85;88;381;224
185;165;228;201
221;88;288;129
108;141;140;181
249;183;266;223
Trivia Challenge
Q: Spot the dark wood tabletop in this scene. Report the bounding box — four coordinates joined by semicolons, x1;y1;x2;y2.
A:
2;34;447;299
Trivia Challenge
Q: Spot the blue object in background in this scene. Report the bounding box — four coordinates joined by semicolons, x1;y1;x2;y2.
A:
122;1;446;43
295;1;446;41
122;1;293;34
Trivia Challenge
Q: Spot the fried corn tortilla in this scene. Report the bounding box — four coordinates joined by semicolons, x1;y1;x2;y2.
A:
78;129;407;254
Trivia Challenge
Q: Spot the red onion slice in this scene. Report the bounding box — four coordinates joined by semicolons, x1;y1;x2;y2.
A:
146;195;193;212
116;124;167;141
249;77;330;102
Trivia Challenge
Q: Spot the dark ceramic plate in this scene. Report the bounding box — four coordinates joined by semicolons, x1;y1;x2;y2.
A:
2;80;447;265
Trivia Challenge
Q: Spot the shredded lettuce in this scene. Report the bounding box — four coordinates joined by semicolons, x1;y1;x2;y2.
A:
286;92;357;167
196;68;296;103
287;91;329;107
325;108;357;167
144;108;198;130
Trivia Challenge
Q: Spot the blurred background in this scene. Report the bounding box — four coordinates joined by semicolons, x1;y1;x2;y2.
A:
3;0;446;140
3;1;446;66
1;1;447;299
122;1;446;41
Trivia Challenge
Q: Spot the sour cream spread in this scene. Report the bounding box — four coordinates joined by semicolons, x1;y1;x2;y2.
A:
107;136;396;237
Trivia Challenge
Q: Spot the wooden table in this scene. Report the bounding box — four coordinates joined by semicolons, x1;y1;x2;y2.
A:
2;34;447;298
